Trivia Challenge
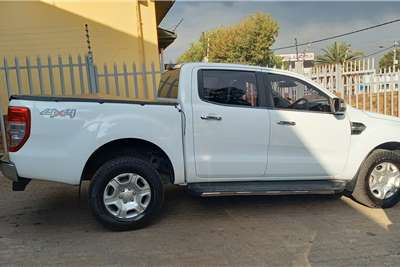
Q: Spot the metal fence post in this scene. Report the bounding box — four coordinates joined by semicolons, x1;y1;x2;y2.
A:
123;63;129;97
132;63;139;98
26;57;33;95
3;57;12;97
142;64;148;99
58;56;65;96
103;64;110;95
14;57;23;95
113;63;120;96
85;54;98;94
48;56;55;96
37;56;44;96
68;55;76;96
151;63;157;98
77;55;85;94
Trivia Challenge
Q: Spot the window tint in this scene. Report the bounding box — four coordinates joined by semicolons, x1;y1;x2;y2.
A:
200;70;258;107
267;74;332;113
157;69;180;99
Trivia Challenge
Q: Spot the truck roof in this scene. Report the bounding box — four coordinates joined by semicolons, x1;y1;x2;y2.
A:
179;62;265;71
178;62;309;79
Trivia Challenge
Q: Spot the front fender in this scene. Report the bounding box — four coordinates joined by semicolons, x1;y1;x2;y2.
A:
341;107;400;180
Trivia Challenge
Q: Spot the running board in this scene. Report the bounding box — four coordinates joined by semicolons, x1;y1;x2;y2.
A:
187;180;347;197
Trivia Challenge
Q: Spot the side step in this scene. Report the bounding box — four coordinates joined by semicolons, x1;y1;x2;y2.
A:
187;180;347;197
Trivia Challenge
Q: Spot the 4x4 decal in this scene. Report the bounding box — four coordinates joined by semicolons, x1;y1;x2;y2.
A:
40;108;77;119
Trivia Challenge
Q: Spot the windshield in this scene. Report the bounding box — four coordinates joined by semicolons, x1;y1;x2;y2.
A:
157;69;180;99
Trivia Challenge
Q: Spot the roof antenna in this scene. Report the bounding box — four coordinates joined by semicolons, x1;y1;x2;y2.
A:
171;18;183;32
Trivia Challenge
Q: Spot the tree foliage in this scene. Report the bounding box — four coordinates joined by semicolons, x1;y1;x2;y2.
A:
379;48;400;70
177;13;280;67
316;41;363;65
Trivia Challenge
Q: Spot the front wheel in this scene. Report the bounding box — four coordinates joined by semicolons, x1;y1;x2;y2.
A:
89;157;164;231
352;149;400;208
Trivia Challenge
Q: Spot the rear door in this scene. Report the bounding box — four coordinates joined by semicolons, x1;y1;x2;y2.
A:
191;69;270;179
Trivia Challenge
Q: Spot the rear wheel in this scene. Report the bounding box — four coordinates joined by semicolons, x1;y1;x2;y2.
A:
89;157;164;231
352;149;400;208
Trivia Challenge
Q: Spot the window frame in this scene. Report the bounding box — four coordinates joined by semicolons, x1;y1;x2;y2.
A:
264;72;334;114
197;69;267;109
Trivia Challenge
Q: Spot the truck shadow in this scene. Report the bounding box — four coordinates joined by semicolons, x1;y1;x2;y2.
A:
162;185;400;266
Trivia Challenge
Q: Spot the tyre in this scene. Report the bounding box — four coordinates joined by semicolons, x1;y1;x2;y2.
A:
352;149;400;208
89;156;164;231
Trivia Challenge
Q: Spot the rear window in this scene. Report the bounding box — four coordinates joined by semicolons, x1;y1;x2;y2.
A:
199;70;258;107
157;69;180;99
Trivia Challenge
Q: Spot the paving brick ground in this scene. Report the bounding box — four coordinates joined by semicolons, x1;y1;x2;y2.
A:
0;176;399;266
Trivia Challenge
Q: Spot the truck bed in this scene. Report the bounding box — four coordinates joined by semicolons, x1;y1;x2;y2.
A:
7;95;184;185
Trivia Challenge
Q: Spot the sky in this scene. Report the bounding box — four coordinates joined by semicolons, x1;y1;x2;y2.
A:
160;1;400;64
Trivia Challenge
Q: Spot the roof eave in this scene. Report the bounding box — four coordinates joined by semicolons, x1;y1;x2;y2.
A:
157;27;177;50
155;0;175;25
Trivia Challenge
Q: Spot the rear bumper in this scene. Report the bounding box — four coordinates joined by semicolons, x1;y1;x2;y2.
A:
0;159;19;182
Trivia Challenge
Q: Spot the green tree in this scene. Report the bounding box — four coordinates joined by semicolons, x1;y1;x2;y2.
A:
177;13;279;66
316;41;363;65
379;48;400;69
271;54;283;68
176;34;207;63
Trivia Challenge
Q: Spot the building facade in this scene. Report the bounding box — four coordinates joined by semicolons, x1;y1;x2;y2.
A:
278;53;315;75
0;0;175;105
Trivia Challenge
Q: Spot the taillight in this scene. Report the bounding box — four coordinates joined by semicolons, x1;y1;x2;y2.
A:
7;106;31;152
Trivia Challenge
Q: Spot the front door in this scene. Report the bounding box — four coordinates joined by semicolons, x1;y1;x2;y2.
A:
265;73;351;179
192;69;269;178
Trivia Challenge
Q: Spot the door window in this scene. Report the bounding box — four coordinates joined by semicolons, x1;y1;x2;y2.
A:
267;74;332;113
199;70;258;107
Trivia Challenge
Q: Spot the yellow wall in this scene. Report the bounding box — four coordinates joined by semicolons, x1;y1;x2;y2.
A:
0;0;163;109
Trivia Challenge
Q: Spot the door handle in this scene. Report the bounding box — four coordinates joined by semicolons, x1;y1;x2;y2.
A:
201;115;222;121
277;121;296;126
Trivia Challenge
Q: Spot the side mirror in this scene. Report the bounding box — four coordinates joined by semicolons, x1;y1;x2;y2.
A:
333;98;346;115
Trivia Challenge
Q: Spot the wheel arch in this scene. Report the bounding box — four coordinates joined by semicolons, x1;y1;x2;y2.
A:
81;138;175;184
345;141;400;194
373;141;400;153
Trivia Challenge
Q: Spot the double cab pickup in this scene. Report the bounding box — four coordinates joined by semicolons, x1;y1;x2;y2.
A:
1;63;400;230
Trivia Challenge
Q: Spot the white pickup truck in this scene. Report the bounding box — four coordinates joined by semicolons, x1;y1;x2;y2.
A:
1;63;400;230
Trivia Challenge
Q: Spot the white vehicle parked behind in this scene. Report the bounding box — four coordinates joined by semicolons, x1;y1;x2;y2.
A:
1;63;400;230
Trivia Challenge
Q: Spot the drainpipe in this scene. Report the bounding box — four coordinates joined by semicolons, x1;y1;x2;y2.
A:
160;48;165;71
136;1;146;65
